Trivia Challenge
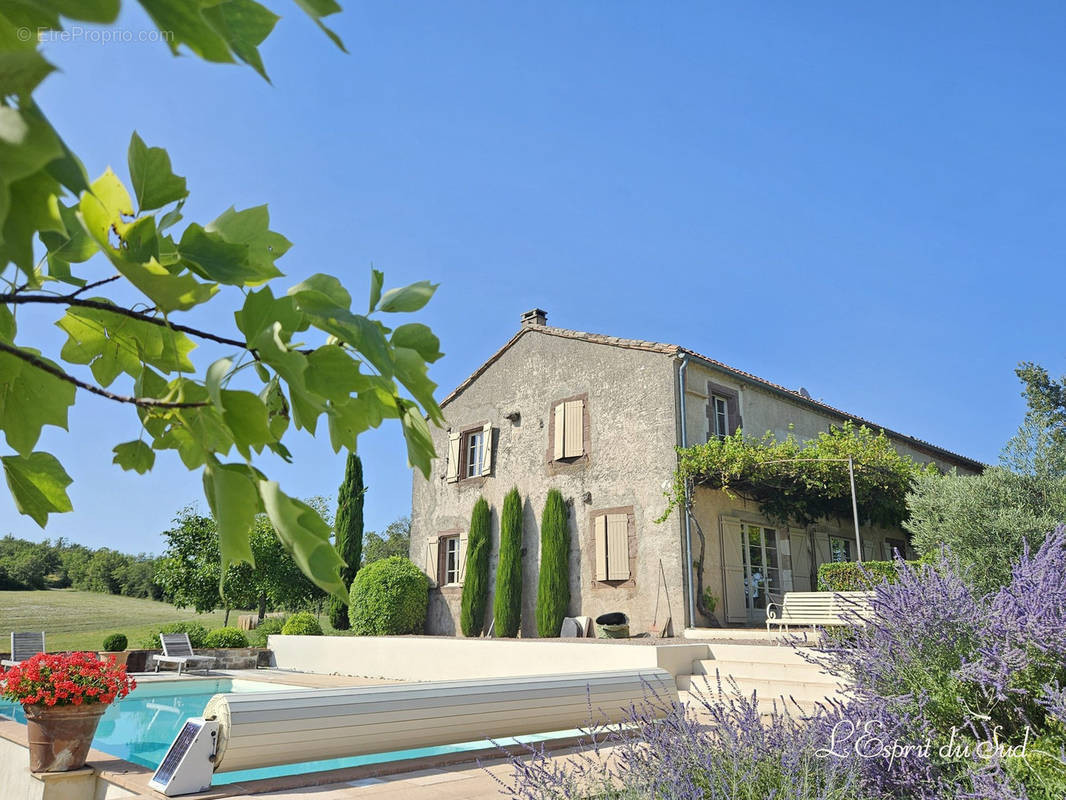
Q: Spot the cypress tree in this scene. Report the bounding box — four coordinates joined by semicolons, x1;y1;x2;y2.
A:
460;497;492;637
493;487;523;637
535;489;570;637
328;453;364;630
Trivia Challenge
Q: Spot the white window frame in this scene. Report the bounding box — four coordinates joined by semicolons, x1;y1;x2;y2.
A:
710;395;729;440
442;535;460;585
463;429;484;478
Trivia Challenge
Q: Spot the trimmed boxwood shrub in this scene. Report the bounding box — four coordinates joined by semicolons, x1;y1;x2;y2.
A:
493;487;523;638
460;497;491;637
817;559;918;591
203;627;249;648
349;556;429;636
138;622;209;649
280;611;323;636
248;616;287;647
535;489;570;637
102;633;127;652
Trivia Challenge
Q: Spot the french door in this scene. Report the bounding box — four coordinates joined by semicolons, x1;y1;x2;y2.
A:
741;524;780;620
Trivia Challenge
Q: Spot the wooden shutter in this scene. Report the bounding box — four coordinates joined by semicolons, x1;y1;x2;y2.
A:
457;531;469;584
594;515;608;581
563;400;584;457
446;432;461;483
778;535;793;592
480;423;493;476
721;519;748;624
606;513;630;580
790;532;813;592
553;404;566;460
425;537;439;587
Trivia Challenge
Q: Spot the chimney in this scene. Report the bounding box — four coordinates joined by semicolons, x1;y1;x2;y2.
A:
521;308;547;327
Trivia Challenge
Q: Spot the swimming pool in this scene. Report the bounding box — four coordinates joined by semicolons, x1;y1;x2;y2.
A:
1;677;583;786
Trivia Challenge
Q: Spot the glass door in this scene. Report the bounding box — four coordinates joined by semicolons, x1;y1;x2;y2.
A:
742;524;780;621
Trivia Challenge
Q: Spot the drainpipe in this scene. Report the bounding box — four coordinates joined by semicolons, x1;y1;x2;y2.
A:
678;354;696;629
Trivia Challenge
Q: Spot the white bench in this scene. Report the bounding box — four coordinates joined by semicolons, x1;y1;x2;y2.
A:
765;591;874;634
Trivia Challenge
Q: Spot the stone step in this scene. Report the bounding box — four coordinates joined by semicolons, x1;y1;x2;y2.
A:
677;690;821;719
691;658;839;685
677;673;848;706
699;644;824;665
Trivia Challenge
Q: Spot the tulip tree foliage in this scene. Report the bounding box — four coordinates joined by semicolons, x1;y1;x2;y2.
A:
0;1;445;604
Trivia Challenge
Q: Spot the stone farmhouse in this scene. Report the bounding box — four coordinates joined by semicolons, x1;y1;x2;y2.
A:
410;309;982;636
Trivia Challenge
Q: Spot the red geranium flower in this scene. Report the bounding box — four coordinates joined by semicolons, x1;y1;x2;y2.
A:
0;652;136;708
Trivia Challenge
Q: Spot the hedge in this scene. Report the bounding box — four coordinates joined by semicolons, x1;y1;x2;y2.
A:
817;559;918;592
280;611;323;636
460;497;492;637
349;556;429;635
248;615;287;647
203;627;250;648
493;487;523;638
535;489;570;637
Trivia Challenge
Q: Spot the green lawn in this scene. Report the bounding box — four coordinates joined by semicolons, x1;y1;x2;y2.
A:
0;589;254;652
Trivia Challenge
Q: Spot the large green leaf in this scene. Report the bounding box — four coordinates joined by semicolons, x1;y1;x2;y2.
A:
201;0;279;80
2;451;73;527
220;390;273;456
56;305;197;386
205;205;289;280
136;0;235;63
0;171;63;278
0;346;75;455
204;462;259;570
178;223;255;285
305;345;369;402
112;440;155;474
391;323;443;363
18;0;120;24
128;131;188;212
259;479;347;602
0;304;14;341
401;403;435;478
290;0;347;52
234;286;303;343
379;280;438;313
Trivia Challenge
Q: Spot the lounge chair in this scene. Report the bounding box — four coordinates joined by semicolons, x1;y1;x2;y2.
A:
152;633;216;676
2;632;45;667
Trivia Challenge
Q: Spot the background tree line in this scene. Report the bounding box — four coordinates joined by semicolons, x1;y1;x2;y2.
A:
0;535;162;599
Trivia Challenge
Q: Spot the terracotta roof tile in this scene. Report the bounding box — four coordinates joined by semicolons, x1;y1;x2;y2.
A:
439;324;983;470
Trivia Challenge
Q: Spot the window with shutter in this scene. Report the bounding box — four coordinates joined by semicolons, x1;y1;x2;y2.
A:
592;509;632;585
551;397;587;461
437;534;460;585
446;432;461;483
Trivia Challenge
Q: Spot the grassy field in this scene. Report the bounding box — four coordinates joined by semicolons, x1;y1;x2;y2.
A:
0;590;256;652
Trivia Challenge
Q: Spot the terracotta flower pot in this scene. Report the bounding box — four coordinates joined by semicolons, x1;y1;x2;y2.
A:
23;703;108;772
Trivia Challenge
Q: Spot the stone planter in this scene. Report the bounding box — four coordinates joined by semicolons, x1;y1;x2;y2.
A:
23;703;108;772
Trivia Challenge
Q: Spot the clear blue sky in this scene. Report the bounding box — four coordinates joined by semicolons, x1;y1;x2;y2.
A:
5;2;1064;554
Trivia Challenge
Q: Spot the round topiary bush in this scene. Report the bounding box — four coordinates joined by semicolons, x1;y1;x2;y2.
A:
281;611;323;636
102;633;127;652
203;627;249;648
248;616;287;647
349;556;429;636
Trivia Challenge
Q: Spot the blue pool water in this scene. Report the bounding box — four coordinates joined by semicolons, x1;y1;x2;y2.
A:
0;677;581;785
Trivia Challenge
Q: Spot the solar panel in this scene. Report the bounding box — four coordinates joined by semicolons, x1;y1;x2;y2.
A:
154;720;202;784
148;717;218;796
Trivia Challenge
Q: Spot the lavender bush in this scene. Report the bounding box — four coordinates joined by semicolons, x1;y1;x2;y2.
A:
503;526;1066;799
496;681;872;799
808;525;1066;799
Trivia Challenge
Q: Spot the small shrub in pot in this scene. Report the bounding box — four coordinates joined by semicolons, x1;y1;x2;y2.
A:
102;633;127;652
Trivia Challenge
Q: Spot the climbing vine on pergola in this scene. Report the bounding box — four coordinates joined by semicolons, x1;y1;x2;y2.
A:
663;421;939;529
